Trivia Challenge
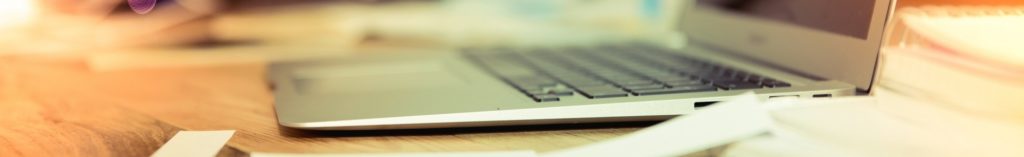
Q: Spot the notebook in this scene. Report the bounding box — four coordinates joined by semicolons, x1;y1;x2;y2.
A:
877;6;1024;121
894;6;1024;70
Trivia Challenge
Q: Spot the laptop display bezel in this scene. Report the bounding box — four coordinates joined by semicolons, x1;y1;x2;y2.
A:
677;0;896;91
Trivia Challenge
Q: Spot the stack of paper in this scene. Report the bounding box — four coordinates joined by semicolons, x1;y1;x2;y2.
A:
879;6;1024;122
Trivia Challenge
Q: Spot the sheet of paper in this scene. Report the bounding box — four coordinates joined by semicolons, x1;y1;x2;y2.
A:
723;98;876;157
541;93;770;157
151;130;236;157
725;91;1024;157
250;151;537;157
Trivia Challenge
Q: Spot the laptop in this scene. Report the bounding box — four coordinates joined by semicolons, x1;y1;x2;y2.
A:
269;0;895;130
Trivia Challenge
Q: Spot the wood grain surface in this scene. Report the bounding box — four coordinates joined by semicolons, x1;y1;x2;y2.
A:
0;57;182;156
0;55;643;157
3;0;1018;156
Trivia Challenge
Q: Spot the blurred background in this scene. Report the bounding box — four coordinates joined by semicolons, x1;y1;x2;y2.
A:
0;0;683;57
0;1;1021;156
0;0;1021;56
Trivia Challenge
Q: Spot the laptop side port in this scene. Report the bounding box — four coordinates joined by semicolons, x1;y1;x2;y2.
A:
768;95;799;99
694;101;720;107
812;94;833;98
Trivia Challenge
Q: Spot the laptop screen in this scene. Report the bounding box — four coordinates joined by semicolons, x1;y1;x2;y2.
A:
698;0;876;40
683;0;891;90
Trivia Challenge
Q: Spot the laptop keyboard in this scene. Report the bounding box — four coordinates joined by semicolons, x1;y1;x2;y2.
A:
465;45;791;102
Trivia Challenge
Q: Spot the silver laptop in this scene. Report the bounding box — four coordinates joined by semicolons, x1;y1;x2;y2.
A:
269;0;895;130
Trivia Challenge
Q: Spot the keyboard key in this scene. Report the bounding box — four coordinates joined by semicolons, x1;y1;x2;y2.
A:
624;84;666;91
663;79;704;87
506;75;553;81
508;77;558;87
548;88;575;96
577;86;622;92
524;89;546;95
700;77;744;84
631;85;718;96
493;67;537;77
466;45;786;102
650;76;693;82
762;79;792;88
744;75;764;82
577;87;630;98
525;88;574;96
518;85;544;91
567;81;609;87
732;71;749;79
691;71;725;79
772;83;792;88
720;69;737;77
604;75;645;81
551;74;592;81
713;81;763;90
531;94;560;102
581;91;630;99
614;80;656;86
512;81;558;87
637;70;676;77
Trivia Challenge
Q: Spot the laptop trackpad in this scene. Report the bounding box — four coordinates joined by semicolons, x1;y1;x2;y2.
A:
290;60;467;94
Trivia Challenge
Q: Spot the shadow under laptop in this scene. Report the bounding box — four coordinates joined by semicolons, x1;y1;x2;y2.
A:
276;121;660;138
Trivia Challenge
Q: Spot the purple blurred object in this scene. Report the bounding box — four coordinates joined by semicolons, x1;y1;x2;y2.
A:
127;0;158;14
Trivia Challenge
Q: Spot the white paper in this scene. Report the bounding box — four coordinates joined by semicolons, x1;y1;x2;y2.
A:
250;151;537;157
724;91;1024;157
151;130;236;157
541;93;770;157
723;98;877;157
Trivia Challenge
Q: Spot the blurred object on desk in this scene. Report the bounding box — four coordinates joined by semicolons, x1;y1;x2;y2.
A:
890;6;1024;69
0;0;687;68
878;47;1024;123
0;0;222;55
211;4;365;49
86;45;350;72
427;0;681;46
0;0;387;56
85;39;458;72
85;0;685;71
0;0;35;29
878;6;1024;122
212;0;682;49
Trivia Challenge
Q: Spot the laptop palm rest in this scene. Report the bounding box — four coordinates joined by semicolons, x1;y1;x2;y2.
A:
290;60;466;94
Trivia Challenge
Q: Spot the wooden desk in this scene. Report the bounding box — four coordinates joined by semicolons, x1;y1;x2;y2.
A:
7;0;1019;156
0;56;642;156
